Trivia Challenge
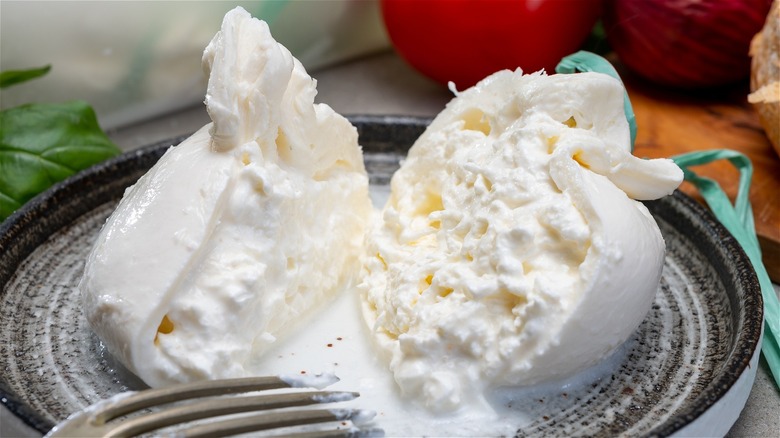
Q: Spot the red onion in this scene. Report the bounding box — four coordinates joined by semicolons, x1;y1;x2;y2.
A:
604;0;773;88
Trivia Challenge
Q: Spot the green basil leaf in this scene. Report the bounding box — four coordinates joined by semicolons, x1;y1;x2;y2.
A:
0;101;120;221
0;65;51;89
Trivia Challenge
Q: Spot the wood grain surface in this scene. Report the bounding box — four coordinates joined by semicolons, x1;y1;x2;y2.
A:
625;76;780;282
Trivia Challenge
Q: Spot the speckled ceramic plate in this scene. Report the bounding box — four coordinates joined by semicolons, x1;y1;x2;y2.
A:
0;116;763;437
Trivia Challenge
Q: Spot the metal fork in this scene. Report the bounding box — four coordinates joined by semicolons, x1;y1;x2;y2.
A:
44;374;382;437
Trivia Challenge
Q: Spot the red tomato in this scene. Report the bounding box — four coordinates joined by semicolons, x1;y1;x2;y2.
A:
381;0;603;88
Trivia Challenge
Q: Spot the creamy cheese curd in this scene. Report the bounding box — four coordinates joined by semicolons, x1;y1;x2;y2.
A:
81;6;684;432
360;69;683;413
80;7;371;388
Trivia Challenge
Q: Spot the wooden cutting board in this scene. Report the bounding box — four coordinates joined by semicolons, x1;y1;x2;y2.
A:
625;76;780;283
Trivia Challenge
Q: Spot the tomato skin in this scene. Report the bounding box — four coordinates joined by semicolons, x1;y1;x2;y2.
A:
381;0;603;88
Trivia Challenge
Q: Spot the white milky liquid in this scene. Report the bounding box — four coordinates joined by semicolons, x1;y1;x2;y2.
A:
239;184;629;436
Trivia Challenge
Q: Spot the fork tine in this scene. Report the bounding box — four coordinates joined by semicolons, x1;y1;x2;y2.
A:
175;408;377;438
105;391;359;437
94;375;292;423
272;428;385;438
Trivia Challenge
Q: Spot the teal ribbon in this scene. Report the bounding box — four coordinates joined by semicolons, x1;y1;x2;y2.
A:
557;51;780;389
671;150;780;387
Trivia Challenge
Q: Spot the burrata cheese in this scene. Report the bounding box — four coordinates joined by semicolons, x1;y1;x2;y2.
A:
359;69;684;413
80;7;371;388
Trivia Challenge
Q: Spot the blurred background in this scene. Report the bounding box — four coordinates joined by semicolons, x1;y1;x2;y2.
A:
1;0;391;129
1;1;778;437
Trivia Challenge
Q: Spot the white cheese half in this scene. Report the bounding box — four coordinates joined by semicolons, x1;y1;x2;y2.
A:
360;70;684;413
80;7;371;388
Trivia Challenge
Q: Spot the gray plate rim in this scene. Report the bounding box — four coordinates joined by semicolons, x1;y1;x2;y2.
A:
0;115;763;437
